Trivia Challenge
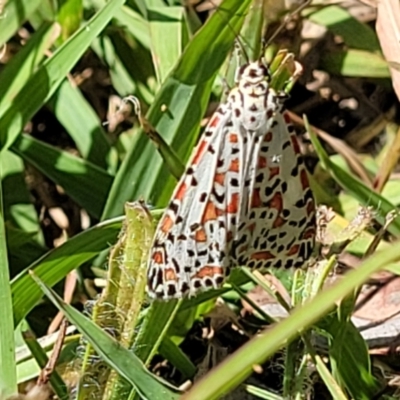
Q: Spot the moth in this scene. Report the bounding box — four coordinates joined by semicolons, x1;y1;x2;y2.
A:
147;60;316;300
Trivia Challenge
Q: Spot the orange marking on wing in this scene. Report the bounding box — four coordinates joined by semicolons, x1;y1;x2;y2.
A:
269;166;280;180
227;231;233;242
152;251;164;264
195;265;224;278
283;112;291;125
251;251;275;260
263;131;272;142
229;158;240;172
165;268;178;281
195;228;207;242
175;182;187;201
290;135;301;154
209;115;220;128
202;201;218;223
300;169;310;191
251;188;262;208
192;140;208;165
229;133;238;143
286;244;300;256
214;172;225;185
160;215;174;233
302;227;316;239
258;156;267;168
306;200;315;217
273;215;286;228
268;192;283;211
227;193;239;213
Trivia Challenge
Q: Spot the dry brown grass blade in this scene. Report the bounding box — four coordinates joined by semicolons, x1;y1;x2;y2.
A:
288;111;373;186
373;125;400;193
346;110;395;150
47;271;77;334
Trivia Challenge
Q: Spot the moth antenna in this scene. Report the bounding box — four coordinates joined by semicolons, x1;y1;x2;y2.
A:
262;0;312;55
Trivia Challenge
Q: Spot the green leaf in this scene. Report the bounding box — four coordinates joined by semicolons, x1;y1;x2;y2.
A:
148;6;188;84
11;134;113;219
308;5;380;52
321;49;390;78
102;0;253;219
11;217;123;326
306;117;400;236
57;0;83;42
0;0;42;47
114;6;150;49
0;162;17;397
0;0;126;151
0;22;60;116
22;323;69;400
320;316;381;399
47;79;112;169
31;273;180;400
159;337;196;379
181;243;400;400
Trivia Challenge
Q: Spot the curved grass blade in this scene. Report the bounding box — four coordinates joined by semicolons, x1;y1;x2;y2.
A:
30;272;180;400
102;0;253;218
181;242;400;400
11;217;123;326
11;134;113;219
305;116;400;236
0;0;126;152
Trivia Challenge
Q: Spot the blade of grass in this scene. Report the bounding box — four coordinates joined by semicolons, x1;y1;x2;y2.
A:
102;0;253;218
181;242;400;400
0;161;17;397
22;324;69;400
11;217;123;326
307;5;380;52
305;116;400;236
0;0;42;46
30;272;181;400
11;134;113;219
47;79;112;169
148;6;187;84
0;22;60;116
0;0;126;151
321;49;390;78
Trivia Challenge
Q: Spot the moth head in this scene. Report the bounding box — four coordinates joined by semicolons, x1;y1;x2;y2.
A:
236;60;271;97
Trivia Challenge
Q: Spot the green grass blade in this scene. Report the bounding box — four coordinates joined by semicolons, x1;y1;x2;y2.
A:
0;0;42;46
321;49;390;78
11;134;113;219
148;6;187;84
2;149;45;275
319;316;381;398
181;243;400;400
102;0;253;218
0;160;17;397
114;6;150;49
11;217;123;326
159;337;196;379
47;79;112;169
0;0;126;151
306;116;400;236
0;22;60;116
30;273;181;400
308;5;380;52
